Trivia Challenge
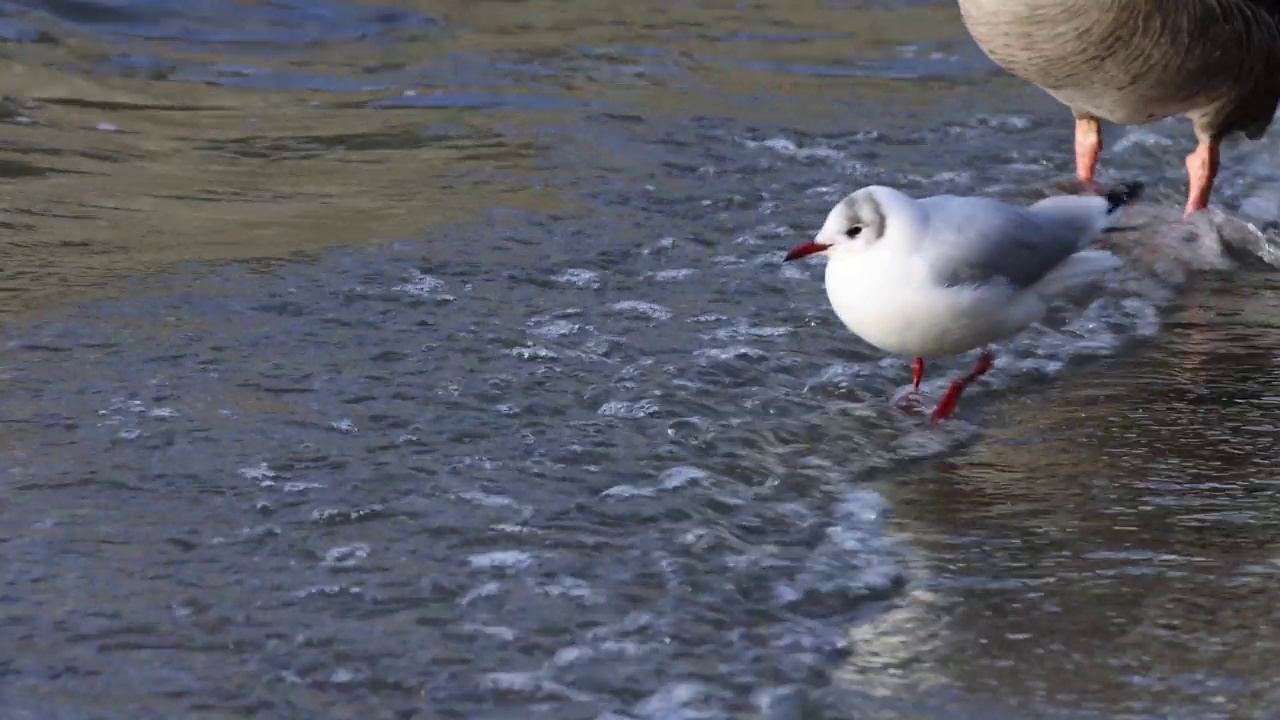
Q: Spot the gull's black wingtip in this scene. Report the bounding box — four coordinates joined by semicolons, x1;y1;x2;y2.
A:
1104;181;1145;213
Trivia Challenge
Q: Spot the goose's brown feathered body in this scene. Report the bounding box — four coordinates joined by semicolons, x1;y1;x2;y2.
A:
957;0;1280;215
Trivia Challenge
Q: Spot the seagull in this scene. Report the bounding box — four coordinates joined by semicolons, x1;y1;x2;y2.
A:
784;182;1143;421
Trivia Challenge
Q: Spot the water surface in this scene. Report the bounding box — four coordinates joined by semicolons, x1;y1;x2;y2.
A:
2;1;1280;718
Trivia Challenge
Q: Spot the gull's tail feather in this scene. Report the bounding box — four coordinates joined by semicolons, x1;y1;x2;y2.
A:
1104;181;1145;214
1033;181;1140;295
1032;249;1123;296
1028;178;1146;247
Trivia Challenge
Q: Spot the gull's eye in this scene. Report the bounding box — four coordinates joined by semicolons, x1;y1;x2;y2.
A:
845;225;863;238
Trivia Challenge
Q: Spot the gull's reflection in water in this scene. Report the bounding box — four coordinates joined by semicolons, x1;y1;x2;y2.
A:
835;581;952;699
839;284;1280;718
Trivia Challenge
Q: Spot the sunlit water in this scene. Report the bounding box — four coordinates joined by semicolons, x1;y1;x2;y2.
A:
2;1;1280;718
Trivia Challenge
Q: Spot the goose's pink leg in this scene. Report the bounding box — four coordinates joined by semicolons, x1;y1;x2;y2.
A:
1184;142;1219;216
1074;116;1103;193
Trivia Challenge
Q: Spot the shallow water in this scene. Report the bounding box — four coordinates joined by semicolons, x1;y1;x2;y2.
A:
2;1;1280;718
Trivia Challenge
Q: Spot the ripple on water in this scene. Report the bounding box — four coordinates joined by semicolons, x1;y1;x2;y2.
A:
322;543;370;569
707;319;793;341
693;345;770;364
597;399;660;419
608;300;672;321
237;462;279;481
774;489;904;617
528;318;586;338
553;268;602;289
601;464;713;499
648;268;697;282
4;67;1257;719
468;550;535;570
392;271;457;301
510;345;560;361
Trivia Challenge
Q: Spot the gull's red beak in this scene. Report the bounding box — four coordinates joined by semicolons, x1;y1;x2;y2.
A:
783;241;829;262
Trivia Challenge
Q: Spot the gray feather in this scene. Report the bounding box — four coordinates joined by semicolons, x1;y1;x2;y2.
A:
922;183;1140;290
919;198;1080;289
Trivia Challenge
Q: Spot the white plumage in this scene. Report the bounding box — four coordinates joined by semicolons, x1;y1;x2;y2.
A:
784;182;1142;420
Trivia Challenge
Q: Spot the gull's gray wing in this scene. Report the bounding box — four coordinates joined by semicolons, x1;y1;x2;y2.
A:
915;195;1096;290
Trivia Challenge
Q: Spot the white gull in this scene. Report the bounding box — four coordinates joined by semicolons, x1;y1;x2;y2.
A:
784;182;1143;420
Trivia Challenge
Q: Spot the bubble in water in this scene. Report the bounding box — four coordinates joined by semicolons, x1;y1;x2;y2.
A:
510;345;560;361
464;624;517;641
609;300;672;320
651;268;697;282
553;268;601;288
238;463;279;481
657;465;710;489
322;543;370;568
634;681;713;719
527;319;584;338
694;346;769;363
598;399;660;418
393;271;445;296
458;580;503;606
330;418;358;434
600;484;654;499
743;137;846;162
468;550;534;570
456;491;527;512
539;575;603;604
972;113;1034;131
480;672;593;702
709;320;792;340
328;668;360;684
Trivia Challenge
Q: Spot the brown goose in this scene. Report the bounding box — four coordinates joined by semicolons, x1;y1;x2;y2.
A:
956;0;1280;217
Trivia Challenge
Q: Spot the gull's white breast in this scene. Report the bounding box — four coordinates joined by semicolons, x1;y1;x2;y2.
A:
821;243;1046;359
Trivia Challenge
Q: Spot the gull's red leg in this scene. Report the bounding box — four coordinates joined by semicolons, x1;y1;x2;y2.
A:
931;351;994;422
912;357;924;392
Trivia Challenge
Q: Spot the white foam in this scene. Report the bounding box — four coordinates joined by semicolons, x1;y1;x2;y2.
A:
708;320;792;340
693;346;769;363
634;681;714;719
329;418;358;434
553;268;602;288
321;543;370;568
739;137;857;169
468;550;534;570
455;491;531;519
510;345;560;361
528;319;585;337
463;624;517;641
650;268;697;282
977;114;1034;130
238;463;279;481
598;399;660;418
458;580;502;605
392;271;445;296
609;300;673;320
657;465;710;489
539;575;603;604
600;484;655;499
480;672;593;702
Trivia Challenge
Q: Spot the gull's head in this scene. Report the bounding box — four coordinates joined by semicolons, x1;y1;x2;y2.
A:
783;186;902;262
